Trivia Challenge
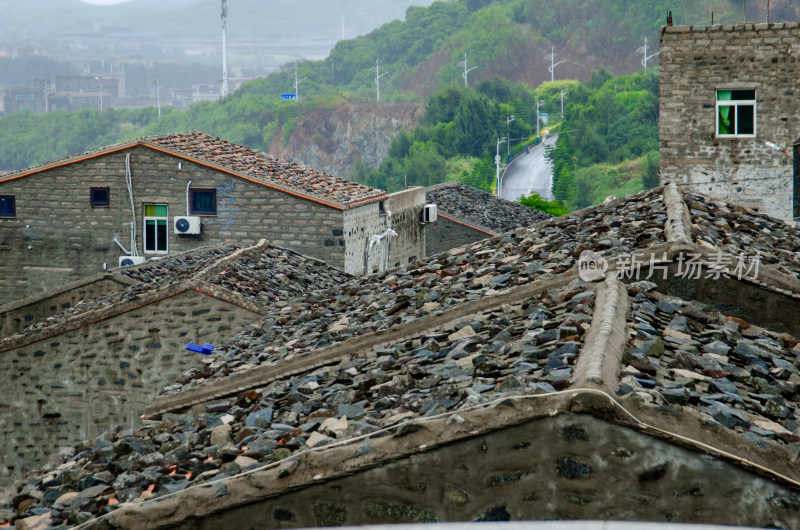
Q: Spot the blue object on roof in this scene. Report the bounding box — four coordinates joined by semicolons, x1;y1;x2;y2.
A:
186;342;214;354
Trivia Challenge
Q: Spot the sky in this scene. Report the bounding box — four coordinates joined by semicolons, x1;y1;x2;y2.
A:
79;0;136;4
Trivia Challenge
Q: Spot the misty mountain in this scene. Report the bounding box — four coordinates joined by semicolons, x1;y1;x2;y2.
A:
0;0;435;47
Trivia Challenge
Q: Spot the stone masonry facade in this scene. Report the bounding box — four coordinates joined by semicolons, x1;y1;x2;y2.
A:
0;290;260;485
659;22;800;221
0;274;134;338
0;143;418;304
426;216;494;257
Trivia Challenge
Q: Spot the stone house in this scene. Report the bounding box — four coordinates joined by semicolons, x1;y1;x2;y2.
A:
0;240;350;486
425;181;550;256
8;185;800;527
0;131;426;304
659;21;800;221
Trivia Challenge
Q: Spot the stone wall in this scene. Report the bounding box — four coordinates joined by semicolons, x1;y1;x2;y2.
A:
0;290;260;486
0;146;349;304
188;414;800;528
0;274;132;338
426;215;494;257
659;22;800;221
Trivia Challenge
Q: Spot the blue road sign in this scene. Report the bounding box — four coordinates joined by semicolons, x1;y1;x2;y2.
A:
281;94;297;101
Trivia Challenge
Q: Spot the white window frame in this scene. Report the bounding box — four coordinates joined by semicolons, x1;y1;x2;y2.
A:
715;89;756;138
143;204;169;254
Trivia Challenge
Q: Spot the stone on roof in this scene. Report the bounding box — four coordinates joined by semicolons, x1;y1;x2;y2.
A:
426;181;551;234
7;184;800;527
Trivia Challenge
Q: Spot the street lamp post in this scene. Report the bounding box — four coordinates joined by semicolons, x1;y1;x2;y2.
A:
374;59;388;103
506;115;515;162
294;61;306;101
495;136;506;197
635;37;660;72
536;100;544;140
457;52;478;86
544;47;566;82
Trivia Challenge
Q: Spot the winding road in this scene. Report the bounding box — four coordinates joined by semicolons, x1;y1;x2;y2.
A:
500;133;557;202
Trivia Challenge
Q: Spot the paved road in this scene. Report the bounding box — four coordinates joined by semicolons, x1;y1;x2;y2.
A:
500;133;557;202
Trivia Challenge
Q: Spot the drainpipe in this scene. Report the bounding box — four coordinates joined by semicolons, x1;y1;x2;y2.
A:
794;138;800;223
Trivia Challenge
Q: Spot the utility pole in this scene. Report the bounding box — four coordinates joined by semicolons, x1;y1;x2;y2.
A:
294;61;306;101
153;79;161;118
457;52;478;86
341;15;345;40
221;0;228;98
544;47;566;82
560;89;568;119
506;115;515;162
536;100;544;139
495;137;506;197
374;59;388;103
635;37;660;72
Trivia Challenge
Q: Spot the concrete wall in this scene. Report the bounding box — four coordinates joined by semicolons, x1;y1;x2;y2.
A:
342;187;425;275
659;22;800;220
0;290;260;486
0;274;131;338
0;146;350;304
387;187;426;269
426;216;494;257
187;413;800;528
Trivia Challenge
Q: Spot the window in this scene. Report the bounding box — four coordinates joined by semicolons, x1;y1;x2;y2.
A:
90;187;110;207
716;89;756;137
0;195;15;218
143;204;168;254
189;189;216;215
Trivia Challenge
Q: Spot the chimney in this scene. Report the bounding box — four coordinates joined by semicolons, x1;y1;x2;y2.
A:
794;137;800;221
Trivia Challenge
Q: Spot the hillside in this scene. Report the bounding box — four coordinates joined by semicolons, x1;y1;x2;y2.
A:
0;0;798;186
266;103;423;179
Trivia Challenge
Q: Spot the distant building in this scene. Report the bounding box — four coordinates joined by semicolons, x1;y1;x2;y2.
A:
0;131;425;304
659;21;800;221
0;87;45;116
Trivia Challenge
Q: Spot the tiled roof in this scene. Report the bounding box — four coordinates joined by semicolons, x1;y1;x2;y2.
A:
0;131;387;209
146;132;387;208
426;181;551;234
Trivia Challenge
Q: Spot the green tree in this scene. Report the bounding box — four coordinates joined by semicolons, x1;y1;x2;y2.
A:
404;141;445;187
518;192;569;217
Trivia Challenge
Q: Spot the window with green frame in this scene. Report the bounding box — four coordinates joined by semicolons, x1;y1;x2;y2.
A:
716;89;756;137
143;204;168;253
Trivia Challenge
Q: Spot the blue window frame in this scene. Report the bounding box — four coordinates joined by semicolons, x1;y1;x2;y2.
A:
190;189;217;215
0;195;15;218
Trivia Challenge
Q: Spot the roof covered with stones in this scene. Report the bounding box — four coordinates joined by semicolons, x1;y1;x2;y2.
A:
5;183;800;528
426;181;551;234
2;242;351;342
0;131;387;209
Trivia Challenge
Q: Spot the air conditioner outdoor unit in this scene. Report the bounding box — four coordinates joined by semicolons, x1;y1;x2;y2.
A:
174;215;201;235
422;203;438;224
118;255;146;267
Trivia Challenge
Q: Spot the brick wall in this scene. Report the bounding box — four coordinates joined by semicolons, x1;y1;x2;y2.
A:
426;216;495;257
0;290;260;486
659;22;800;220
0;146;350;304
